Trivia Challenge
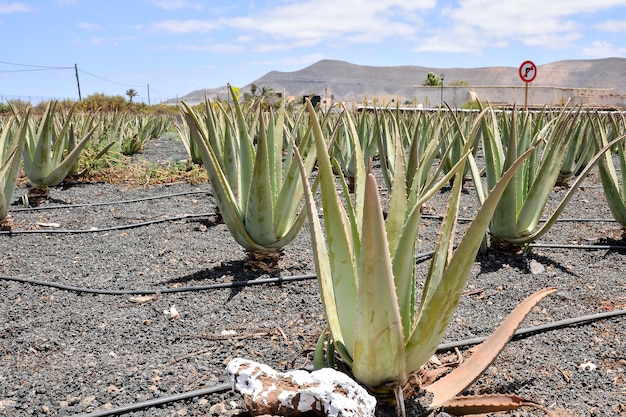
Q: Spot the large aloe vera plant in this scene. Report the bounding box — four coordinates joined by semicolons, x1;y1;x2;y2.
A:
180;88;317;267
481;105;624;250
0;115;28;223
295;100;555;415
17;101;97;190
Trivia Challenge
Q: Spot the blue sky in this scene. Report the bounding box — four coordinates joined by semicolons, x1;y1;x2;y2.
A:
1;0;625;104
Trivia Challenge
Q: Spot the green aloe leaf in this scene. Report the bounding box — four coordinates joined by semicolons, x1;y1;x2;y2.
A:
352;170;407;387
0;115;27;220
305;99;358;356
245;113;276;246
591;114;626;226
406;144;536;373
181;101;258;250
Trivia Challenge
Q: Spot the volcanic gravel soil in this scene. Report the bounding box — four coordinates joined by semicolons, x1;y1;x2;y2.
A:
0;138;624;417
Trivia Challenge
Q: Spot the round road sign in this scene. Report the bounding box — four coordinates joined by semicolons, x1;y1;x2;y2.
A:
519;60;537;83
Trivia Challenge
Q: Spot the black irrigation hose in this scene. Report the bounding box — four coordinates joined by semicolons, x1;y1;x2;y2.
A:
529;242;626;251
10;190;210;212
71;384;232;417
0;212;214;235
69;308;626;417
421;214;619;223
436;308;626;352
0;251;441;295
0;273;318;295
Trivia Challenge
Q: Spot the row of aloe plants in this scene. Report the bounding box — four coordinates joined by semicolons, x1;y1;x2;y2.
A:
0;101;173;216
179;88;625;415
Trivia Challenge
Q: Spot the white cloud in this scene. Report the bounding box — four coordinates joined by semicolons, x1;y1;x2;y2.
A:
249;53;327;69
582;41;626;57
149;0;203;11
224;0;435;48
0;2;32;13
89;35;136;46
595;20;626;33
145;1;436;53
441;2;585;44
150;19;219;33
149;42;244;53
522;32;582;49
77;22;103;30
143;0;626;62
420;1;626;55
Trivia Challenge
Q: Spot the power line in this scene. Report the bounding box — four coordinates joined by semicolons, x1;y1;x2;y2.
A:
0;68;71;73
149;86;172;98
1;60;173;102
78;68;147;88
78;67;173;99
0;60;73;70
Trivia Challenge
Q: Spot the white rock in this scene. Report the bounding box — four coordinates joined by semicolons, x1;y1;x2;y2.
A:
529;259;545;275
226;357;376;417
579;361;597;371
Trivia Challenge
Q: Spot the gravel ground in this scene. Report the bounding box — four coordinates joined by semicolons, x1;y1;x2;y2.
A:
0;138;625;417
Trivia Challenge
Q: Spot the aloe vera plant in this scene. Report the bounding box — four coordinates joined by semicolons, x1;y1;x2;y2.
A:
17;101;97;191
590;112;626;231
0;115;27;223
480;105;625;250
119;114;170;155
331;106;377;188
294;100;555;415
180;87;317;267
557;115;594;185
176;113;203;164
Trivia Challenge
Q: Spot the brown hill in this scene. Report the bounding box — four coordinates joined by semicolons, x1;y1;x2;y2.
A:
173;57;626;104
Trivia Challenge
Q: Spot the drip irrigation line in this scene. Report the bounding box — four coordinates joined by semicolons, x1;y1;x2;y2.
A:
0;212;213;235
0;250;438;296
436;308;626;352
71;384;232;417
529;242;626;251
11;190;209;212
69;308;626;417
421;214;618;223
0;274;318;295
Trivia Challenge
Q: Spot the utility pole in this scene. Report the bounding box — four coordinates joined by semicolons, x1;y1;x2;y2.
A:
147;83;151;106
440;73;445;105
74;64;82;101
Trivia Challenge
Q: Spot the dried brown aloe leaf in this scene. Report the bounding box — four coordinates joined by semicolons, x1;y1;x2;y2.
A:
425;287;557;408
442;393;553;416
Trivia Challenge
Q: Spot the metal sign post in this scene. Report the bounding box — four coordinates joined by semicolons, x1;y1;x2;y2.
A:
519;60;537;111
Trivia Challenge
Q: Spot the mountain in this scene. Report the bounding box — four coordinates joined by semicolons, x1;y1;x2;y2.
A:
172;58;626;104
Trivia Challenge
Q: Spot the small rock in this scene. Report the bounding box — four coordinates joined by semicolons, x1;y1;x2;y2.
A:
0;399;16;410
209;402;225;414
95;403;113;411
579;361;597;371
81;395;96;406
226;357;376;417
66;396;81;406
105;384;120;395
529;259;545;275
